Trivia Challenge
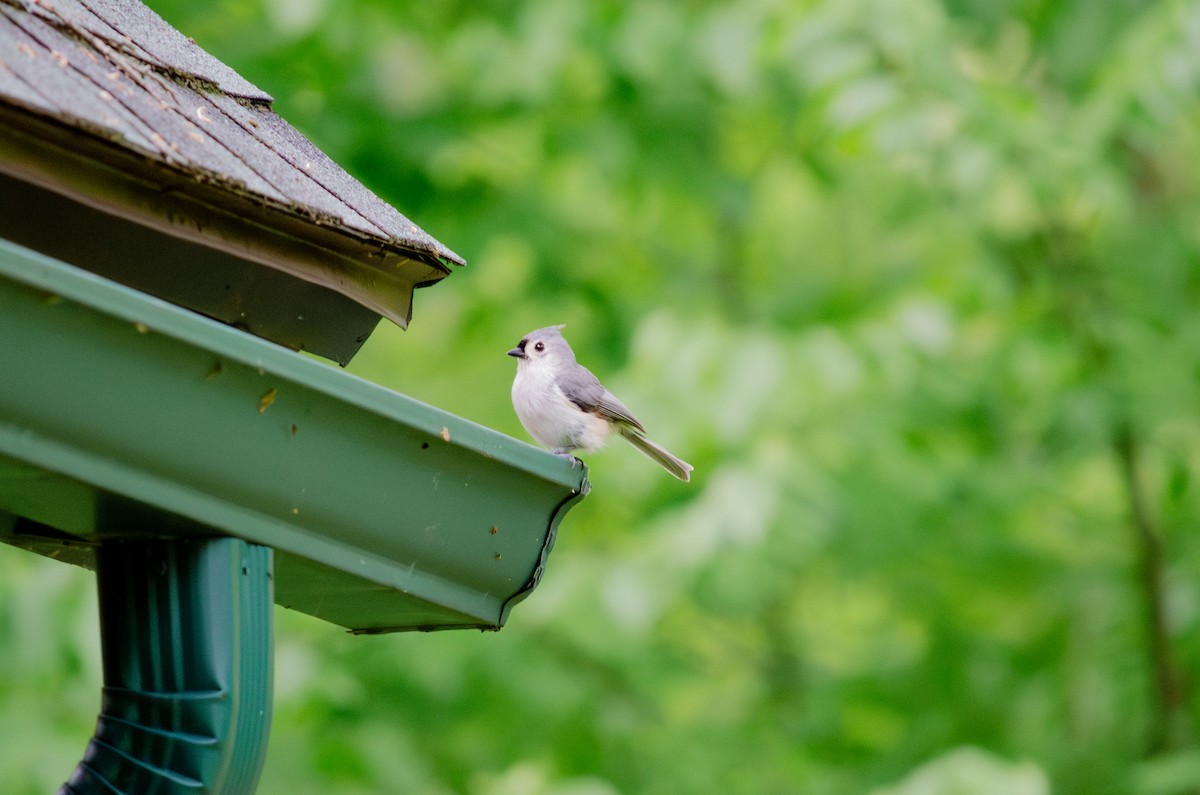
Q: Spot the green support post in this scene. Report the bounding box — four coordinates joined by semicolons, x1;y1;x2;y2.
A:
61;538;274;794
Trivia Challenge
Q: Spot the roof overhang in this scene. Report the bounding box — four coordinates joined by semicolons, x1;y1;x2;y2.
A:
0;0;465;364
0;104;446;364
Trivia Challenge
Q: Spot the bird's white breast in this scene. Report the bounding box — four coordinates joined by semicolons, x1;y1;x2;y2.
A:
512;361;611;452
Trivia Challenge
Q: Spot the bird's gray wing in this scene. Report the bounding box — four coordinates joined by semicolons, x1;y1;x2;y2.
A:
596;390;645;433
558;364;646;433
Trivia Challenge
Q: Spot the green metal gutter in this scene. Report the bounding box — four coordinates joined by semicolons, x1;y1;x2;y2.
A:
0;237;589;632
0;237;589;791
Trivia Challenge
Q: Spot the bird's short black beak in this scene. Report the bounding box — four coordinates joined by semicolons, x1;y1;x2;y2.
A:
507;347;526;359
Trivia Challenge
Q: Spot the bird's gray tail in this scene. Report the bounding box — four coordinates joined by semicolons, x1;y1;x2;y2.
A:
618;427;693;482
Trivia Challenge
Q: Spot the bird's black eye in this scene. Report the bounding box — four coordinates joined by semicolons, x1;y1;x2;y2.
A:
534;341;545;352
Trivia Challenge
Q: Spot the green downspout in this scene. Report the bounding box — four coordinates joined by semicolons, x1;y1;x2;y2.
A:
61;538;274;794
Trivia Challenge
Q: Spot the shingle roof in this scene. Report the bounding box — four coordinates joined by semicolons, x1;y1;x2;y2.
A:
0;0;463;353
0;0;462;264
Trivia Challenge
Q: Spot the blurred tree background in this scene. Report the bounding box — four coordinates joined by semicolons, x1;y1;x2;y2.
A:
3;0;1200;792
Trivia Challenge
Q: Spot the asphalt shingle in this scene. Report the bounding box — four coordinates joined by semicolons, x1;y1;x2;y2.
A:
0;0;463;265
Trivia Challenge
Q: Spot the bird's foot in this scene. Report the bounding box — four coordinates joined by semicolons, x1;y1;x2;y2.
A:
551;449;581;469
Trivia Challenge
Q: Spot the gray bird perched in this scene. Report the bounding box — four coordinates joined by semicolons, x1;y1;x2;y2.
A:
507;325;693;482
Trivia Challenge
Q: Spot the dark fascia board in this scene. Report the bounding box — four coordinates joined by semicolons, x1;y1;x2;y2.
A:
0;104;450;332
0;239;588;632
0;168;390;366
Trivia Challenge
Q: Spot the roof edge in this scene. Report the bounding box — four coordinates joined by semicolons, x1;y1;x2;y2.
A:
0;102;454;329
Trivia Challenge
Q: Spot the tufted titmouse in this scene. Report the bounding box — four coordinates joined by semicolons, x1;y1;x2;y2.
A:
507;325;693;482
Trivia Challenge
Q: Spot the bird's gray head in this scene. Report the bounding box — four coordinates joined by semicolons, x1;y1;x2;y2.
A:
506;324;575;366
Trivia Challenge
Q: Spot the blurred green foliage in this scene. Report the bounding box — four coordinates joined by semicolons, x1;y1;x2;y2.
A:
3;0;1200;792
